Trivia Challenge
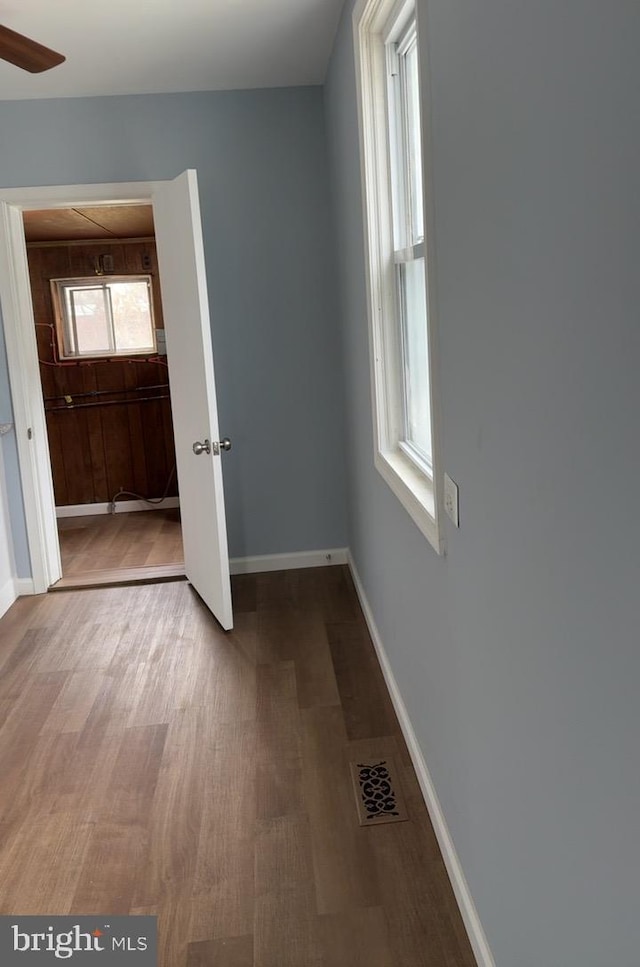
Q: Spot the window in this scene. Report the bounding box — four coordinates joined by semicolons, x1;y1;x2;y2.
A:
51;275;156;360
354;0;442;551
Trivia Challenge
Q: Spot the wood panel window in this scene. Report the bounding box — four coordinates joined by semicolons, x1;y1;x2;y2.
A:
51;275;156;359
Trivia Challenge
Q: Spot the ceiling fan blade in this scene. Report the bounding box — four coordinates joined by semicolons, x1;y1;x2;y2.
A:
0;24;65;73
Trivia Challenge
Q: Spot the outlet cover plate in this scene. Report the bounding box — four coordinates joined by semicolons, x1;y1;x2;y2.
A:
443;472;459;527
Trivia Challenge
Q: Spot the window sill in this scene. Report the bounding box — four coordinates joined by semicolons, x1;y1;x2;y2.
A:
374;447;443;554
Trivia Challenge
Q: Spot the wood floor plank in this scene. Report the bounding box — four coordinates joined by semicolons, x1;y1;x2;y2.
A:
48;731;126;822
301;704;381;915
188;881;254;944
254;814;322;967
0;815;94;915
0;567;477;967
0;699;12;733
0;672;69;825
318;907;395;967
98;724;168;827
256;661;300;761
0;628;44;699
371;823;476;966
52;564;186;590
2;730;80;827
179;612;257;722
255;813;316;896
231;574;257;614
58;509;183;579
70;724;168;914
31;616;122;672
256;660;304;820
75;663;141;737
132;897;192;967
186;935;253;967
71;824;150;915
292;565;360;621
125;656;183;729
256;565;358;620
108;605;186;669
40;668;107;735
326;620;398;740
132;706;210;908
254;892;323;967
192;720;256;896
256;754;303;821
257;610;341;709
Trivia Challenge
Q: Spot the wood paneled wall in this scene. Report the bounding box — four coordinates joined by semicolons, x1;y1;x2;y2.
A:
27;239;179;508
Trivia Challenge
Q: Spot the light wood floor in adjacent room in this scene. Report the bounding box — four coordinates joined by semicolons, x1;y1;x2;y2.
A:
0;566;476;967
56;508;184;587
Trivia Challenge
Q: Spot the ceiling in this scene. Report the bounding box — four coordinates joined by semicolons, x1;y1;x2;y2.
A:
0;0;344;100
23;205;154;243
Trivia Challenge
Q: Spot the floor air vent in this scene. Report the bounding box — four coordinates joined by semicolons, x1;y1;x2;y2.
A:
349;756;408;826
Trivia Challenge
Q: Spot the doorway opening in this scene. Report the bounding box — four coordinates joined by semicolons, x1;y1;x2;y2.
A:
0;173;233;629
23;203;184;588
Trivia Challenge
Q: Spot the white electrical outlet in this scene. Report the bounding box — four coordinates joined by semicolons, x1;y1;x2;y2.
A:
155;329;167;355
443;472;459;527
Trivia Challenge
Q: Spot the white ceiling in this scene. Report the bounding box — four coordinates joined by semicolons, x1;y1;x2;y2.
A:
0;0;344;100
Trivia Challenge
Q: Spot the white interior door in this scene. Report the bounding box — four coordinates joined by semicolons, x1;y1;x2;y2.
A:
153;170;233;630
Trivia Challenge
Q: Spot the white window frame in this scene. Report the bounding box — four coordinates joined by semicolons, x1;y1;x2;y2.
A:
354;0;444;553
51;274;156;360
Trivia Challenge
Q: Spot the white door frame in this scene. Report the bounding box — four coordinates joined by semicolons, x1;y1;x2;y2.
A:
0;180;169;593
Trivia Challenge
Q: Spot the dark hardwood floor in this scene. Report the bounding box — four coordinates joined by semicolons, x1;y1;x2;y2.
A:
0;566;476;966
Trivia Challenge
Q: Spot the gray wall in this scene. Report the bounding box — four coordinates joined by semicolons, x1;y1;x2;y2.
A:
0;433;16;598
325;1;640;964
0;86;347;571
0;313;30;577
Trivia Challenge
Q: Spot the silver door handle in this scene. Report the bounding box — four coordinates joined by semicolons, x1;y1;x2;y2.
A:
193;438;231;456
211;438;232;455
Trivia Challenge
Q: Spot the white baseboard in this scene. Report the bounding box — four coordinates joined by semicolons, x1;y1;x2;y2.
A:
0;576;37;613
56;497;180;518
5;549;348;599
348;552;495;967
230;547;348;575
14;577;35;596
0;577;17;617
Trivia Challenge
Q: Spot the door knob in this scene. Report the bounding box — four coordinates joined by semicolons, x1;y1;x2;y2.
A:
192;439;211;455
211;438;232;455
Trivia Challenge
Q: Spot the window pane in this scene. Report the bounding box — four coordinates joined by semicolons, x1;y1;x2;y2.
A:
404;38;424;244
110;281;155;352
400;257;431;464
68;287;112;355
